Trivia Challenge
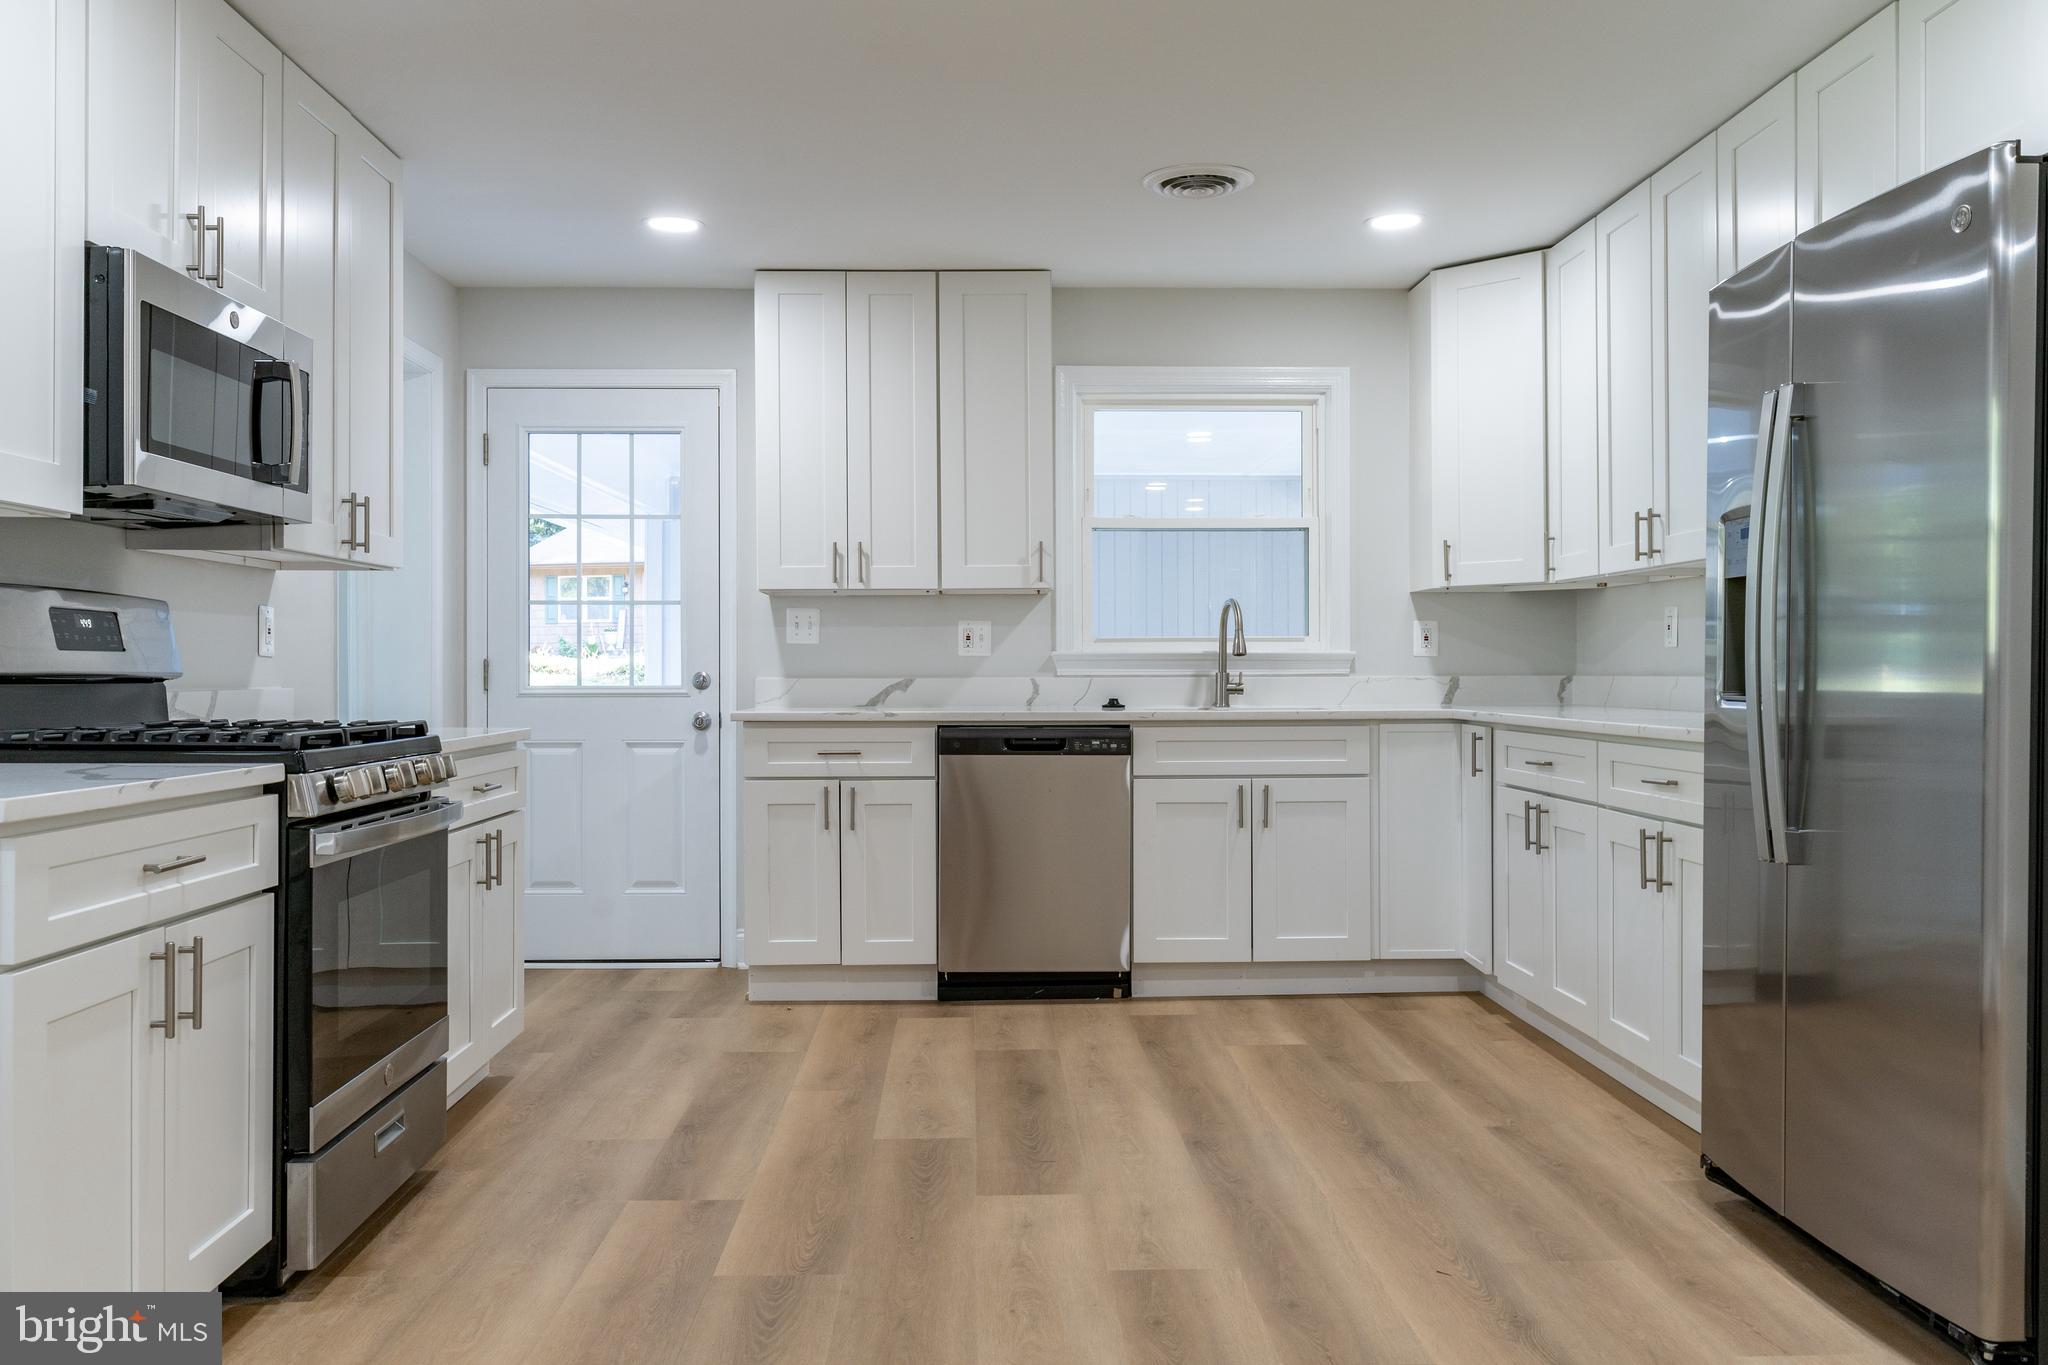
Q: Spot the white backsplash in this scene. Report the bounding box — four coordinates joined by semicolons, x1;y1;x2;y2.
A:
168;687;299;721
751;673;1703;713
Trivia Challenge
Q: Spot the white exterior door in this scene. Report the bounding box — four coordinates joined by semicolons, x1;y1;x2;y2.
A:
1796;5;1900;232
847;272;939;591
1545;221;1598;582
1254;777;1373;961
1133;778;1252;963
174;0;283;314
938;270;1053;590
485;385;723;960
1458;725;1492;972
159;895;272;1292
1649;133;1718;568
755;271;847;590
1595;180;1655;575
1717;76;1798;278
1376;726;1462;958
741;781;840;966
1538;796;1601;1036
839;779;937;965
1596;807;1667;1073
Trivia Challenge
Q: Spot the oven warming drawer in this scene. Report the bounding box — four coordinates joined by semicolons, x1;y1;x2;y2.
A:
285;1059;447;1274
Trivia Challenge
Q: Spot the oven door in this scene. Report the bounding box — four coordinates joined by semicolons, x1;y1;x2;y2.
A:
286;796;458;1154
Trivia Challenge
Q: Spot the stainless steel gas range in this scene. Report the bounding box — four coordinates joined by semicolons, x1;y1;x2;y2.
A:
0;583;453;1288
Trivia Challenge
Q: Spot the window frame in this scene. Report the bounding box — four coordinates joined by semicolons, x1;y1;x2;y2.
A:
1053;366;1353;675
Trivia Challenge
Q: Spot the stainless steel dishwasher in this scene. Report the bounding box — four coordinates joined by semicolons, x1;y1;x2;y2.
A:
937;726;1132;999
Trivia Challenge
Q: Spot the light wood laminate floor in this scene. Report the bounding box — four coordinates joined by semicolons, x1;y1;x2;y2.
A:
225;969;1961;1364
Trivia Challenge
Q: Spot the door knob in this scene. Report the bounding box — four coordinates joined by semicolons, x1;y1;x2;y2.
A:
691;711;713;731
691;671;711;690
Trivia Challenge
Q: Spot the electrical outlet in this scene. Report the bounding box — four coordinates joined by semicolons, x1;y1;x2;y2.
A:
1412;619;1438;658
1663;606;1679;649
257;604;276;658
958;620;992;657
785;607;820;645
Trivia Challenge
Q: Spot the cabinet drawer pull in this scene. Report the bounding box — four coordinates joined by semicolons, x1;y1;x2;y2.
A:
822;785;831;831
1638;828;1652;889
814;750;864;758
177;936;204;1031
1532;805;1549;853
142;853;207;876
477;834;493;888
1469;730;1483;776
1262;783;1272;830
492;829;506;889
472;781;505;794
1524;759;1554;769
1655;831;1674;891
1237;784;1245;829
374;1114;407;1155
1522;800;1534;852
150;940;178;1037
848;787;858;832
1639;777;1681;787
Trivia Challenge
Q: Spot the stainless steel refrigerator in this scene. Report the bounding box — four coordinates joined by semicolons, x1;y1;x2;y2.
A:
1702;142;2043;1356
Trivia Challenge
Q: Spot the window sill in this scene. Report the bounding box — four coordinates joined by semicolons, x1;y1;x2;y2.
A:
1050;649;1356;677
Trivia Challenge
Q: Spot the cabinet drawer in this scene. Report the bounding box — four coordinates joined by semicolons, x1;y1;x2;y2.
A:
1493;730;1598;799
742;725;935;778
1597;741;1704;823
452;746;525;827
1133;725;1372;778
0;795;277;968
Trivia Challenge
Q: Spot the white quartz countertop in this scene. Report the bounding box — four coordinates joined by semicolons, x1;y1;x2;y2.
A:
437;727;531;756
0;762;285;826
730;705;1703;743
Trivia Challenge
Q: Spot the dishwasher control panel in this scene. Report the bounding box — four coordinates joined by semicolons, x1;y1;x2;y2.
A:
936;726;1132;757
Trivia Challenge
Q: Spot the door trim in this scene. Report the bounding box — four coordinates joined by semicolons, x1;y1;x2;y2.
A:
463;367;739;966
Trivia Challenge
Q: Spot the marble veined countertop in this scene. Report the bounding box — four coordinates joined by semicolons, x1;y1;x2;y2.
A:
0;762;285;827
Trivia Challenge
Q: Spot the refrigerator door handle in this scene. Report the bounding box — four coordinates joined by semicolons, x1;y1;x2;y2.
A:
1752;382;1797;866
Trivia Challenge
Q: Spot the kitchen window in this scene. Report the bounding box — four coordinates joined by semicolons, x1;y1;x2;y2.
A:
1054;368;1352;673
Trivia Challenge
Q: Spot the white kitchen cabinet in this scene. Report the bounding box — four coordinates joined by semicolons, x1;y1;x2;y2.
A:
1457;725;1492;972
174;0;284;314
1252;777;1373;962
756;271;850;591
1133;778;1253;963
1595;181;1655;575
1595;810;1704;1099
1376;724;1478;960
339;123;405;566
938;270;1053;592
1648;133;1718;568
839;779;938;966
1545;220;1598;582
445;747;528;1101
84;0;180;268
1410;254;1548;588
1797;5;1900;232
0;0;85;519
1898;0;2048;180
1493;795;1544;999
1493;789;1600;1036
0;895;272;1293
848;272;940;591
444;829;483;1088
1717;76;1798;279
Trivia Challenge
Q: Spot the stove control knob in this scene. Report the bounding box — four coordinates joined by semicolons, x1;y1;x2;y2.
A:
436;754;457;782
326;774;355;804
383;762;411;790
411;757;434;784
358;766;385;798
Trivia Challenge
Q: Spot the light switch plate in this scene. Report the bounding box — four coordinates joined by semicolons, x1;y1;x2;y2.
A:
1412;619;1438;658
257;604;276;658
958;620;992;657
785;607;820;645
1663;606;1679;648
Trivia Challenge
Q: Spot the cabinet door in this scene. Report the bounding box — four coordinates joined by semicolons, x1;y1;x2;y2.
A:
1648;135;1718;568
174;0;283;313
1717;76;1797;279
476;816;525;1059
1660;821;1705;1099
742;781;841;965
1797;5;1899;232
0;928;164;1291
1595;181;1655;575
0;0;85;518
756;271;848;591
276;62;353;561
847;272;939;591
1538;796;1601;1036
1595;808;1666;1074
1899;0;2048;180
1429;254;1548;586
341;125;405;566
840;779;937;965
1256;778;1373;961
1376;726;1462;958
444;828;486;1093
160;895;272;1291
84;0;180;268
938;270;1053;591
1545;221;1598;582
1133;779;1252;963
1457;725;1492;972
1492;792;1545;997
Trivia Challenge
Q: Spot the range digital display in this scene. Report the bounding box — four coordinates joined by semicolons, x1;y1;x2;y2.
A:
48;607;126;653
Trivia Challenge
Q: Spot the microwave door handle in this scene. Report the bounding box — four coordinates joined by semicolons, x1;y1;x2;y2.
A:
286;360;306;491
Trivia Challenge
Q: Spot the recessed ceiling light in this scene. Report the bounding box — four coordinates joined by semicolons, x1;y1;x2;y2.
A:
645;216;702;234
1367;212;1423;232
1144;481;1168;492
1186;430;1213;444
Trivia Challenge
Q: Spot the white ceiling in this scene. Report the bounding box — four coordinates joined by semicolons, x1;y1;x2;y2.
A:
237;0;1879;290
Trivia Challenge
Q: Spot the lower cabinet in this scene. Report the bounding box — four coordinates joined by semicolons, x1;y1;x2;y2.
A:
445;810;525;1098
1376;723;1492;968
1595;809;1703;1097
742;777;935;967
0;894;273;1292
1493;792;1601;1035
1133;775;1372;963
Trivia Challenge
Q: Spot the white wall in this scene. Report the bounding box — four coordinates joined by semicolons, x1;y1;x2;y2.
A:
403;254;465;725
1575;576;1705;677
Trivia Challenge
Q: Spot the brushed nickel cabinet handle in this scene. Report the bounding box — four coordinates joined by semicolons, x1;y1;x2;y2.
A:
822;785;831;831
1469;731;1483;776
1633;510;1647;561
150;940;177;1037
1545;534;1556;580
1640;777;1681;787
494;829;506;888
472;781;505;794
1525;759;1553;769
184;205;207;278
848;786;858;832
1442;539;1452;583
1645;509;1660;557
177;936;204;1031
143;853;207;876
831;541;842;587
1655;831;1673;891
477;834;493;888
1036;540;1047;586
1637;827;1652;889
357;495;373;551
1262;783;1272;830
858;541;869;587
1533;806;1549;853
1237;784;1245;830
1522;800;1534;852
815;750;864;757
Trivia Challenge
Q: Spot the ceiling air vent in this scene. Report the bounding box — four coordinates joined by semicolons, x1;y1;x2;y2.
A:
1143;164;1254;201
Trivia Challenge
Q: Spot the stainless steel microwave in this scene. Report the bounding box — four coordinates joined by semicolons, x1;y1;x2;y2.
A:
83;242;313;527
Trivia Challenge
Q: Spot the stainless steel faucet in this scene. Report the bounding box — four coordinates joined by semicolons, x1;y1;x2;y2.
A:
1214;598;1247;707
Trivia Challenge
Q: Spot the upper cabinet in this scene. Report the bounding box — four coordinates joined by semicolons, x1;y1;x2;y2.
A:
176;0;284;314
753;268;1050;595
1647;134;1718;568
1408;253;1548;589
1716;77;1797;280
1544;222;1598;583
1898;0;2048;177
1796;5;1899;233
1594;182;1655;576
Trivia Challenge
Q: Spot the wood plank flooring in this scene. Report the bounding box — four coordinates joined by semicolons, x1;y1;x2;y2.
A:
224;970;1964;1364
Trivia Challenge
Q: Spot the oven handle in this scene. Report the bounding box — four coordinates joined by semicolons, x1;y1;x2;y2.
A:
310;798;462;866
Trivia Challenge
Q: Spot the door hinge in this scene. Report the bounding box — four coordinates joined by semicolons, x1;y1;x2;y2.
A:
482;658;491;692
482;432;490;466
